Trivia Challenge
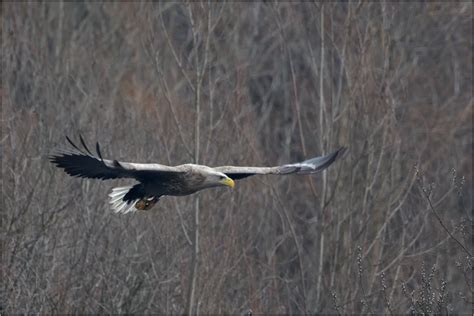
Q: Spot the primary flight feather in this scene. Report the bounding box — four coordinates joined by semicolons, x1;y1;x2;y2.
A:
50;136;346;214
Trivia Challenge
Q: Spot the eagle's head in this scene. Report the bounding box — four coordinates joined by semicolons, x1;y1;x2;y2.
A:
216;172;235;188
206;171;235;189
193;166;234;190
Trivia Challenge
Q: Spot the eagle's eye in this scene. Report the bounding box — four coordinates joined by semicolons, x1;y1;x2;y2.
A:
219;175;225;179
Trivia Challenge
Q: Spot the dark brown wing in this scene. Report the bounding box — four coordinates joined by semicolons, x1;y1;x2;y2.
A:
49;136;185;182
214;147;346;180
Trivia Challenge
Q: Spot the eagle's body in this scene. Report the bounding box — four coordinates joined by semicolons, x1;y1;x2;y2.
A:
137;164;221;196
50;136;345;214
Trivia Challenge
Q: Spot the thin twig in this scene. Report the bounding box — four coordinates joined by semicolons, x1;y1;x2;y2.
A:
159;4;195;93
416;167;472;257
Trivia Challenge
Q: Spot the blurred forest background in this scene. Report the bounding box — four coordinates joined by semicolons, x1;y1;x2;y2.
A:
2;2;472;314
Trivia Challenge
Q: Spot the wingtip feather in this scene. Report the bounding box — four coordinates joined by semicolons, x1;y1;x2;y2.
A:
79;134;93;156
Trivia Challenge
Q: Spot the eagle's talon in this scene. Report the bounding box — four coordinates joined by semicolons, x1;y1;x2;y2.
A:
135;197;159;211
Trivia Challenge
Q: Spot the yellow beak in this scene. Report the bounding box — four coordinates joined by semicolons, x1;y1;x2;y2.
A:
221;177;235;188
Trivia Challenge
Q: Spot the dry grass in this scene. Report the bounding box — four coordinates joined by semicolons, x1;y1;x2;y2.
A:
2;2;472;314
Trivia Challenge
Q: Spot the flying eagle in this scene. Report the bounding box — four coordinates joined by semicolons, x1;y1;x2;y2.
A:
50;136;346;214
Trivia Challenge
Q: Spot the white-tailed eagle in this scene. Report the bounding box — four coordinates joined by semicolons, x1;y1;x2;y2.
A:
50;136;346;214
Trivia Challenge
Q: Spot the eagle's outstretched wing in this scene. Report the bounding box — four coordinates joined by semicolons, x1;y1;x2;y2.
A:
214;147;346;180
49;136;184;181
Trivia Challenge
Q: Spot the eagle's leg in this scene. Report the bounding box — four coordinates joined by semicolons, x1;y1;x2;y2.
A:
135;196;160;211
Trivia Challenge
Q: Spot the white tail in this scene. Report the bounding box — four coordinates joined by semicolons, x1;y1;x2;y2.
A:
108;186;139;214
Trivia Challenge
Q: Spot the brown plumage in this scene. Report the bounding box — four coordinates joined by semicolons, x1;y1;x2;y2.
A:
50;136;346;214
